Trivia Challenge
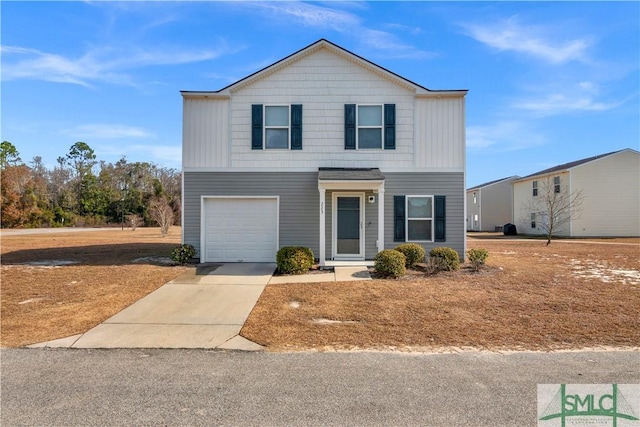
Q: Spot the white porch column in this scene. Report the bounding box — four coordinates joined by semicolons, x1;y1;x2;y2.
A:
319;187;326;267
377;188;385;251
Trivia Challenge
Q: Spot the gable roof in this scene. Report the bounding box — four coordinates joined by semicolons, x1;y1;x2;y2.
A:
181;39;467;99
467;175;520;191
515;149;638;182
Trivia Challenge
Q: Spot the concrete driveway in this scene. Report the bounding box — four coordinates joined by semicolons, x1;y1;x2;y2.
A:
30;263;276;351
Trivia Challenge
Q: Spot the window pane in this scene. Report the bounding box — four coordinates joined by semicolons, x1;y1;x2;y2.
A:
408;197;432;218
358;128;382;148
265;129;288;148
265;106;289;126
408;220;431;241
358;105;382;126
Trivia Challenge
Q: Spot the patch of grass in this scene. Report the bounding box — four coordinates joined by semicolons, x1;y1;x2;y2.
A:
1;228;189;347
241;238;640;352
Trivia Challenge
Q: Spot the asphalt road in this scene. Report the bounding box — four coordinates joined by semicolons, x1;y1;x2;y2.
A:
1;349;638;426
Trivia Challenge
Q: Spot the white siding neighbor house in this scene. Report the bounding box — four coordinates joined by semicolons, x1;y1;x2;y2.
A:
181;39;467;265
512;149;640;238
466;176;519;232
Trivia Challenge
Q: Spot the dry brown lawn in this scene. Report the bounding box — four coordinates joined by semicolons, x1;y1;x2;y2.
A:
242;236;640;352
2;229;639;352
1;227;189;347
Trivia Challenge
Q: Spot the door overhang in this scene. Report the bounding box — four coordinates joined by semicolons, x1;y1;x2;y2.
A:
318;168;385;266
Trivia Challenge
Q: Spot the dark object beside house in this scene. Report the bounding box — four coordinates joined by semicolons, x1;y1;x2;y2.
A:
503;223;517;236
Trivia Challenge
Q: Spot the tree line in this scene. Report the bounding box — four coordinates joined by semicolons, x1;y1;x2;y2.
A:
1;140;181;233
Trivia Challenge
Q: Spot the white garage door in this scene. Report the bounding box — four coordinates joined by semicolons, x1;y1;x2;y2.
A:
203;197;278;263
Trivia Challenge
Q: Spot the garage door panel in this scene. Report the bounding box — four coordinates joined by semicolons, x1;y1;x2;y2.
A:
203;198;278;263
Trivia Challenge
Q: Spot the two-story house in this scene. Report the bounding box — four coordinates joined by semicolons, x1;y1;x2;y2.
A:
466;176;519;232
512;149;640;237
181;39;467;266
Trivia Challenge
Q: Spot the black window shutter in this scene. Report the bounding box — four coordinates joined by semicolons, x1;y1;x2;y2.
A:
344;104;356;150
251;104;263;150
394;195;405;242
384;104;396;150
434;195;446;242
291;104;302;150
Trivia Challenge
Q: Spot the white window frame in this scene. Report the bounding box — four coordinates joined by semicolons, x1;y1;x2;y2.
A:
553;176;561;193
264;104;290;150
532;180;538;197
530;212;536;229
406;195;434;242
356;104;383;150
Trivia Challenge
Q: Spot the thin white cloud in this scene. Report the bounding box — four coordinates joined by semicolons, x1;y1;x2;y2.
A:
246;1;431;59
62;124;154;139
462;16;591;64
467;121;547;151
249;1;360;31
515;94;623;115
1;43;237;87
513;81;625;116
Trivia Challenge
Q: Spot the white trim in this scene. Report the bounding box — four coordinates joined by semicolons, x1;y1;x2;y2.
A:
319;188;326;267
184;167;465;173
332;192;365;260
200;196;280;263
318;180;385;191
263;104;291;150
181;170;185;244
377;188;385;251
355;104;383;150
405;195;434;243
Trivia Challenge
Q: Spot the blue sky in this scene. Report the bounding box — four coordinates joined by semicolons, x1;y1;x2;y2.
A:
1;1;638;187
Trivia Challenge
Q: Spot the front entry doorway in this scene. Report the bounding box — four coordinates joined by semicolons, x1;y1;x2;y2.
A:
332;193;364;260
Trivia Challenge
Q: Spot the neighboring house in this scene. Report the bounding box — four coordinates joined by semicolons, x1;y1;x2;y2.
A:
512;149;640;237
181;39;467;266
466;176;519;232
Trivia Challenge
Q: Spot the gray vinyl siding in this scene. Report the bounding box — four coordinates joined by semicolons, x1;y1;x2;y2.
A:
184;171;464;261
184;172;319;258
384;172;465;259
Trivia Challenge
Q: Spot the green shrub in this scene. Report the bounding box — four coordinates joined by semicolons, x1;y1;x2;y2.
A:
429;247;460;271
374;250;406;278
467;248;489;271
171;244;196;265
394;243;426;268
276;246;314;275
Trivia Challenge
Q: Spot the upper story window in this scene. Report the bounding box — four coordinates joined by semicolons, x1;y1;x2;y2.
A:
265;105;289;149
532;180;538;197
473;192;477;204
252;104;302;150
406;195;433;242
553;176;561;193
357;105;383;149
345;104;395;150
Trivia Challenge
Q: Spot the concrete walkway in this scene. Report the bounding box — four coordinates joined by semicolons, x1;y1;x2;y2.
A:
30;263;276;351
269;266;371;284
28;264;371;351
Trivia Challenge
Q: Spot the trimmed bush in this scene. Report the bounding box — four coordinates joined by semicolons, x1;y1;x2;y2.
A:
394;243;426;268
429;247;460;271
276;246;314;275
374;250;406;278
467;248;489;271
171;244;196;265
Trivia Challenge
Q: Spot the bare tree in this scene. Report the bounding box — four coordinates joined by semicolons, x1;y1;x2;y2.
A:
522;173;583;245
147;197;173;237
125;214;143;230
